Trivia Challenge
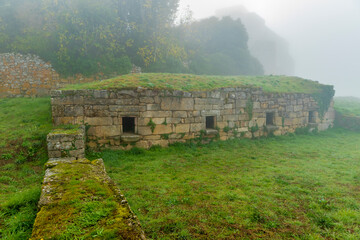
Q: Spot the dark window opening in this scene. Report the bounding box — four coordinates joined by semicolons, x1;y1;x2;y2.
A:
266;112;275;126
123;117;135;133
309;111;316;123
206;116;215;129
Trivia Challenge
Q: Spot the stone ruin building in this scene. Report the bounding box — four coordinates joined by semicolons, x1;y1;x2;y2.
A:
51;85;335;150
0;53;96;97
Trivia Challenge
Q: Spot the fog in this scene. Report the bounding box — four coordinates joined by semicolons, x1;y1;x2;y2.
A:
179;0;360;97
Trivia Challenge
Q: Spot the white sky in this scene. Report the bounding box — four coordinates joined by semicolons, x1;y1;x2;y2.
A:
179;0;360;97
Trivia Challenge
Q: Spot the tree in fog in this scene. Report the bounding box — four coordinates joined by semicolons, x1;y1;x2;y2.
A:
177;17;264;75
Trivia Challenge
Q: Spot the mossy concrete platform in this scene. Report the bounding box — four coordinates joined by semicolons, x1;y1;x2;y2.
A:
31;158;145;239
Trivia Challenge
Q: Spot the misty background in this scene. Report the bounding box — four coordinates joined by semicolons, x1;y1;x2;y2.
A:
179;0;360;97
1;0;359;97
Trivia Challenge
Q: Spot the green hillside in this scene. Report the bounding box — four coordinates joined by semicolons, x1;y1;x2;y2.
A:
334;96;360;117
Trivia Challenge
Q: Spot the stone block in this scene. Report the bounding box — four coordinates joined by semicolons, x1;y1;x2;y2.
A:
64;106;83;117
141;111;172;118
85;117;113;126
294;105;303;112
256;118;266;126
175;124;190;133
75;140;85;149
48;151;61;158
166;117;182;124
143;135;161;140
217;122;227;129
147;104;160;111
115;99;139;105
140;97;155;104
151;118;166;125
137;126;153;135
261;102;268;108
121;134;141;143
274;117;283;126
173;111;188;118
208;91;220;98
253;102;260;109
95;126;121;137
190;123;204;132
69;149;85;158
201;110;220;116
136;140;150;149
194;104;212;111
224;104;233;109
153;125;173;135
284;118;293;126
161;97;194;110
150;140;169;148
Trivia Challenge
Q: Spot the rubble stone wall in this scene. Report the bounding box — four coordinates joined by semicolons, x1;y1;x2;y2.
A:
51;88;335;149
0;53;96;97
47;126;86;159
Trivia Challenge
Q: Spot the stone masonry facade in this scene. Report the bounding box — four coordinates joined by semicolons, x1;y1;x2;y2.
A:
51;87;335;149
0;53;96;97
47;126;86;159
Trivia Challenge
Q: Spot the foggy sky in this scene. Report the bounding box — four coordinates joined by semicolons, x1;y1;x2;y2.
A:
179;0;360;97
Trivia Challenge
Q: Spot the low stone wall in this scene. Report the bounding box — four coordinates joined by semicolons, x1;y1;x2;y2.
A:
31;158;146;239
0;53;97;97
51;87;335;149
47;126;86;159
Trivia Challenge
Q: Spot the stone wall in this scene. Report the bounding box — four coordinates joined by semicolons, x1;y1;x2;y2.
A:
47;126;86;159
0;53;96;97
32;158;146;239
51;87;335;149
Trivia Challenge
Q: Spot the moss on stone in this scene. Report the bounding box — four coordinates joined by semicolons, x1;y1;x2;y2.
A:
50;125;83;135
31;159;145;239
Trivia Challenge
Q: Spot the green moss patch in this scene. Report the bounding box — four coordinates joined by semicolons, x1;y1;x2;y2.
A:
50;125;83;135
62;73;331;94
31;159;145;240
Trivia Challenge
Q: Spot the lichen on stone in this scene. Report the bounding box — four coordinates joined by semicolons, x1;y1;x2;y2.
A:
31;158;145;239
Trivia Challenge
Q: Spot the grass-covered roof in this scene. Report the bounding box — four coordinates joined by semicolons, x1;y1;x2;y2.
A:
63;73;332;94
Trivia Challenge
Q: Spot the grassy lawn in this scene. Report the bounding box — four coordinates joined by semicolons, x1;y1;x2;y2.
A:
334;96;360;117
0;97;52;239
93;129;360;239
63;73;331;94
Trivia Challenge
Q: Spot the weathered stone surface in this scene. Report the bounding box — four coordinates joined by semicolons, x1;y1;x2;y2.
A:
190;123;204;132
32;158;146;239
161;97;194;110
173;111;188;118
85;117;113;126
121;134;141;143
153;125;173;135
137;126;153;136
51;87;335;149
141;111;172;118
175;124;190;133
47;126;85;159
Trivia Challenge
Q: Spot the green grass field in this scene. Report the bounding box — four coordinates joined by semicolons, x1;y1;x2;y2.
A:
334;96;360;117
1;96;360;239
63;73;330;94
91;129;360;239
0;98;52;239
